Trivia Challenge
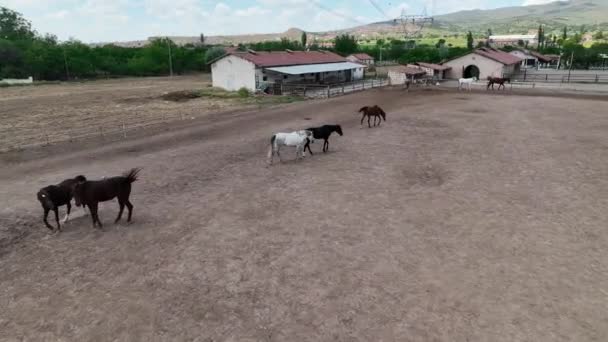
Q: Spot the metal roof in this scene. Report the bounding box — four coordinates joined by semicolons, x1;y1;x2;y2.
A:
265;62;366;75
233;50;346;67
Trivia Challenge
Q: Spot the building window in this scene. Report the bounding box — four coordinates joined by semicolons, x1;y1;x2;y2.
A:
283;75;288;79
263;76;267;81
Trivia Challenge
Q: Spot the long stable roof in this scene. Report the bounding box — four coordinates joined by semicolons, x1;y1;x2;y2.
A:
229;50;347;67
266;62;366;75
474;48;522;65
415;62;451;71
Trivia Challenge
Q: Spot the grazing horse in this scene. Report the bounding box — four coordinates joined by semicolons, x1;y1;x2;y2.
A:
304;124;343;154
359;105;386;128
487;76;510;90
37;175;87;232
458;77;477;91
268;130;313;164
73;168;140;228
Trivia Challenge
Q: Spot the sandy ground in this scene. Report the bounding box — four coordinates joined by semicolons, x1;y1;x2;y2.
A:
1;86;608;341
0;75;276;151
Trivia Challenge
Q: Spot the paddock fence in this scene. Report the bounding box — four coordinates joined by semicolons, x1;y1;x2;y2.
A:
0;110;212;153
278;78;389;99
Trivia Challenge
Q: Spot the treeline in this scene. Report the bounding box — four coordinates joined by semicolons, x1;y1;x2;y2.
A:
1;7;219;80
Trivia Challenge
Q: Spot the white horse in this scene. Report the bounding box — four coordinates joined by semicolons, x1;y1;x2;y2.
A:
268;130;314;164
458;77;477;91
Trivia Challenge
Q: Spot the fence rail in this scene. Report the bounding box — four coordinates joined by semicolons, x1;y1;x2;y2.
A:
513;71;608;83
280;78;389;98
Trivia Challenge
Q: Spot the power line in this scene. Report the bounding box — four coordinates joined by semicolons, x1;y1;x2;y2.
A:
367;0;390;19
310;1;366;25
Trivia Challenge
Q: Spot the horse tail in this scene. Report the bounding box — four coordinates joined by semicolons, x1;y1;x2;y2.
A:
268;135;276;161
123;168;141;184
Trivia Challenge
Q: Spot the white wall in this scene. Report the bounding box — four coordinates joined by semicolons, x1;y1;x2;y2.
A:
211;55;256;91
0;76;33;85
353;67;364;80
444;54;505;79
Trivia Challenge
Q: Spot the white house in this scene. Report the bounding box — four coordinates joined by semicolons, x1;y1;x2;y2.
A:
346;53;375;66
509;49;555;69
443;48;523;79
488;34;538;48
210;50;366;92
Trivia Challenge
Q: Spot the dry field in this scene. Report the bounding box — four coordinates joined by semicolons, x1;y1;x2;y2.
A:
1;84;608;341
0;75;298;152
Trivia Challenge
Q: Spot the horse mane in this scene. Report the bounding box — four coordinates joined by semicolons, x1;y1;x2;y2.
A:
359;106;369;113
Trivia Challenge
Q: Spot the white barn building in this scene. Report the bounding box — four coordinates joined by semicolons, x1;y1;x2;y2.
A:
443;48;523;80
211;50;366;92
346;53;375;66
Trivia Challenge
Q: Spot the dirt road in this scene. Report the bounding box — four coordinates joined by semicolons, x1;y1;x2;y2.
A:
1;87;607;341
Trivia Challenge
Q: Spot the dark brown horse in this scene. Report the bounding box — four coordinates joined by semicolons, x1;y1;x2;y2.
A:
487;76;510;90
73;168;140;228
37;175;87;232
359;105;386;128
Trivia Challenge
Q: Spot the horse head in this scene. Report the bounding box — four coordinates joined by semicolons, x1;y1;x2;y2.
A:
335;125;343;136
73;181;87;207
358;106;369;113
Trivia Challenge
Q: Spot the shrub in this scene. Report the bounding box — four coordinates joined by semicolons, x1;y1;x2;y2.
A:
237;87;250;98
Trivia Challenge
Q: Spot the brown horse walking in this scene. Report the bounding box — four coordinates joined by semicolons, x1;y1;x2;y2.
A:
359;105;386;128
487;76;510;90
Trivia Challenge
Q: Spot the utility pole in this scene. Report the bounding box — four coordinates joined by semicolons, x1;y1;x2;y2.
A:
167;37;174;77
63;48;70;80
567;51;574;83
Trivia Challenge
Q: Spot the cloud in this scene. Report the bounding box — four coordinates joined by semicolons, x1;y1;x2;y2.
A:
46;10;70;20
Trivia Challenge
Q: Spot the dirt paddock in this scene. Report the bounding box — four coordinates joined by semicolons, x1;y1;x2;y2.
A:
1;85;607;341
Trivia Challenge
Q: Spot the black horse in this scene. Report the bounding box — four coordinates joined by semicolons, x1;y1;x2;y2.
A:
73;168;140;228
359;105;386;127
37;175;87;232
304;124;343;154
487;76;511;90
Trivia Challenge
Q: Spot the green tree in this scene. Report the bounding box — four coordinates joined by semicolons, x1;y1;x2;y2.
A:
435;38;446;48
537;25;544;48
334;34;358;56
0;7;35;40
594;31;604;40
466;31;474;50
199;33;205;45
204;47;226;64
301;31;307;47
562;26;568;41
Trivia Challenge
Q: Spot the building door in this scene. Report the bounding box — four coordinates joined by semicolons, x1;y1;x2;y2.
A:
344;69;352;82
463;65;480;79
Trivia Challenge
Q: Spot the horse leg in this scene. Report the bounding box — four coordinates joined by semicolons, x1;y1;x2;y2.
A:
367;116;371;128
377;115;382;126
53;207;61;232
324;139;328;152
305;141;313;156
62;202;71;223
88;203;100;228
361;114;365;125
43;208;54;231
115;199;125;224
276;146;282;162
126;200;134;222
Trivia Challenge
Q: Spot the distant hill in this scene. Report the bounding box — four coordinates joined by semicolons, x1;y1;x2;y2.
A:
433;0;608;33
95;0;608;47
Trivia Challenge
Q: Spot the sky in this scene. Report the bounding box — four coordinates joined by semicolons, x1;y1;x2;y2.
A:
1;0;559;42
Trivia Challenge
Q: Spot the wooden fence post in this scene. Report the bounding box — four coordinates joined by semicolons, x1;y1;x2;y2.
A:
327;86;330;98
122;122;127;138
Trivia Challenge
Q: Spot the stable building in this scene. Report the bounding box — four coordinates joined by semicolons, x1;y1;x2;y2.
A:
443;48;523;80
488;34;538;48
413;62;451;80
509;49;558;69
210;50;366;92
347;53;375;66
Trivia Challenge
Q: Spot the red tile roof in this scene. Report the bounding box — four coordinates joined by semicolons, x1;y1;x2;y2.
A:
349;53;374;60
230;50;346;67
415;62;451;71
527;50;552;63
474;48;522;65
